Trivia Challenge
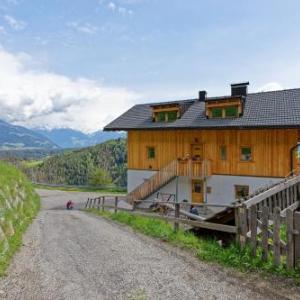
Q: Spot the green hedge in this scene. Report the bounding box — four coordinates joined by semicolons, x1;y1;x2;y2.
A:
0;161;40;275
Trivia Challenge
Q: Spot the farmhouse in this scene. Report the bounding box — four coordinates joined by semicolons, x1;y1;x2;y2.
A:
104;82;300;206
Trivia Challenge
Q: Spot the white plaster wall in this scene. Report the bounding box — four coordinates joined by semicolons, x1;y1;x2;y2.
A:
128;169;283;205
145;176;191;202
206;175;283;205
127;169;157;192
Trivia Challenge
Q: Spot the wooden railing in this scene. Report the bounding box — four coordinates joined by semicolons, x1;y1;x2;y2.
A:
235;173;300;269
127;159;212;203
177;159;212;178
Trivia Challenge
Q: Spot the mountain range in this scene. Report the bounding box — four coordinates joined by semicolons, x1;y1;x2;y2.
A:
0;119;124;150
0;120;58;150
35;128;125;149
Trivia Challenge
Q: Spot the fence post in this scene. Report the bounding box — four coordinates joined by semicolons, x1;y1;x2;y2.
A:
294;211;300;268
93;198;96;208
102;196;105;212
273;207;281;267
174;202;180;232
240;207;248;248
132;201;137;211
85;198;89;209
250;205;257;256
286;208;295;269
261;206;269;262
97;197;101;210
114;196;118;213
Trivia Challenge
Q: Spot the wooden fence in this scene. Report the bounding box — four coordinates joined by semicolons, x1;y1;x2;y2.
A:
85;196;237;234
85;195;300;270
236;204;300;269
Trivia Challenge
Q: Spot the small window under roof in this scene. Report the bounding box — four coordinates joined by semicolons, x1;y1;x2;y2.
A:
205;96;243;119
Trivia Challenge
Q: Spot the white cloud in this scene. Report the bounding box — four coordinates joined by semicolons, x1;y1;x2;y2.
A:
0;47;139;132
107;2;116;11
106;1;133;15
3;15;26;31
67;22;98;35
257;82;283;92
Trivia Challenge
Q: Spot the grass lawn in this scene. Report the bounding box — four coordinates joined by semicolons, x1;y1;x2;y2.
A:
86;209;300;283
33;183;126;195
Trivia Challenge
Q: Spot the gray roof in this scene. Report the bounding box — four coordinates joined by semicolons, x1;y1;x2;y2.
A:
104;88;300;131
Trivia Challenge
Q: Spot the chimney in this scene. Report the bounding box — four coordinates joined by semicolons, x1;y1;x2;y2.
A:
231;82;249;97
199;90;207;101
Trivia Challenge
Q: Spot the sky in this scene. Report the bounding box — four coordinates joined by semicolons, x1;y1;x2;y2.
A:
0;0;300;132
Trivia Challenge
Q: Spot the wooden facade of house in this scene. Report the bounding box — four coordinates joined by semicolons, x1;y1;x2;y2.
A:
128;129;299;178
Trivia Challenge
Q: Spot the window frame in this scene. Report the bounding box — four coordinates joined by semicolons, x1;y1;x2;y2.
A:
235;185;250;199
219;145;227;161
240;146;253;162
147;146;156;159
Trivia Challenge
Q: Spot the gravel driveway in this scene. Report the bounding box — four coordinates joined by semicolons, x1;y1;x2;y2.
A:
0;189;299;300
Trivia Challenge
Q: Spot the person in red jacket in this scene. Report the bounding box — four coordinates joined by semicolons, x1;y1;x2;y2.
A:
66;200;74;210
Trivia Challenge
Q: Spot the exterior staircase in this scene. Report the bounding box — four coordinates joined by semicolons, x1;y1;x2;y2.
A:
127;158;211;203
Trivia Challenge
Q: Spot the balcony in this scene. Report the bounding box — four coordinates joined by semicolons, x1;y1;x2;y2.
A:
177;158;212;178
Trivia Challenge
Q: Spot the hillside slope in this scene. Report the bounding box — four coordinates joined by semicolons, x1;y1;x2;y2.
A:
0;120;58;150
25;139;127;187
0;161;40;275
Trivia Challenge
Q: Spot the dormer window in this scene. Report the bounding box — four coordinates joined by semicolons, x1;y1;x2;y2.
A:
151;104;180;122
206;98;242;119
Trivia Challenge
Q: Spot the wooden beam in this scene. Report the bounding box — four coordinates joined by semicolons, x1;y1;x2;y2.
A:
243;175;300;208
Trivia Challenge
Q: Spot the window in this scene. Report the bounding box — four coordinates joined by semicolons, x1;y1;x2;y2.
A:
235;185;249;199
241;146;252;161
147;147;155;159
156;112;166;122
193;181;202;193
167;111;177;122
211;107;222;118
220;145;227;160
225;106;238;117
154;111;178;122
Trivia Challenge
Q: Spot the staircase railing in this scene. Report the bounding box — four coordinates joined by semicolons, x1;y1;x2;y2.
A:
127;158;212;203
240;173;300;213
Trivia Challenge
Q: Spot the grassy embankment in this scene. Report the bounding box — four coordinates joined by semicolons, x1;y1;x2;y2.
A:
0;161;40;275
87;209;300;282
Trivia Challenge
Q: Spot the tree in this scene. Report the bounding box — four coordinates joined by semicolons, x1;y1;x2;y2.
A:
88;167;112;186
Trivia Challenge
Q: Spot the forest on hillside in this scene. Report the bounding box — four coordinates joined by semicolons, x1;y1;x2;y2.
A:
22;139;127;187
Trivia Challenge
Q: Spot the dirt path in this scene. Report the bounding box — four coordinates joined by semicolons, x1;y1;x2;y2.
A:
0;189;299;300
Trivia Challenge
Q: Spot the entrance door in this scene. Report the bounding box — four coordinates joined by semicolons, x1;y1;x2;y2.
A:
192;180;203;203
191;144;203;160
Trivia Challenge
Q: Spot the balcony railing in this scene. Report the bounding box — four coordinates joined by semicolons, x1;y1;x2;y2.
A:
177;158;212;178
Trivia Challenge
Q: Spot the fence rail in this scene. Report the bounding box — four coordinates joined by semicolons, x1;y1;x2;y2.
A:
85;196;237;234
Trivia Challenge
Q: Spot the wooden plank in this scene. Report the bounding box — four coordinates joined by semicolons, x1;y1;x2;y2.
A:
102;196;105;212
127;211;237;233
294;211;300;267
240;207;248;248
273;207;281;266
261;206;269;262
244;176;300;208
286;208;295;269
235;207;241;244
114;196;118;213
250;206;257;256
174;203;180;231
280;201;299;218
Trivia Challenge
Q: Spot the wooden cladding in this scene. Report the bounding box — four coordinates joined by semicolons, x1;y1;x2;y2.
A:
127;129;299;178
